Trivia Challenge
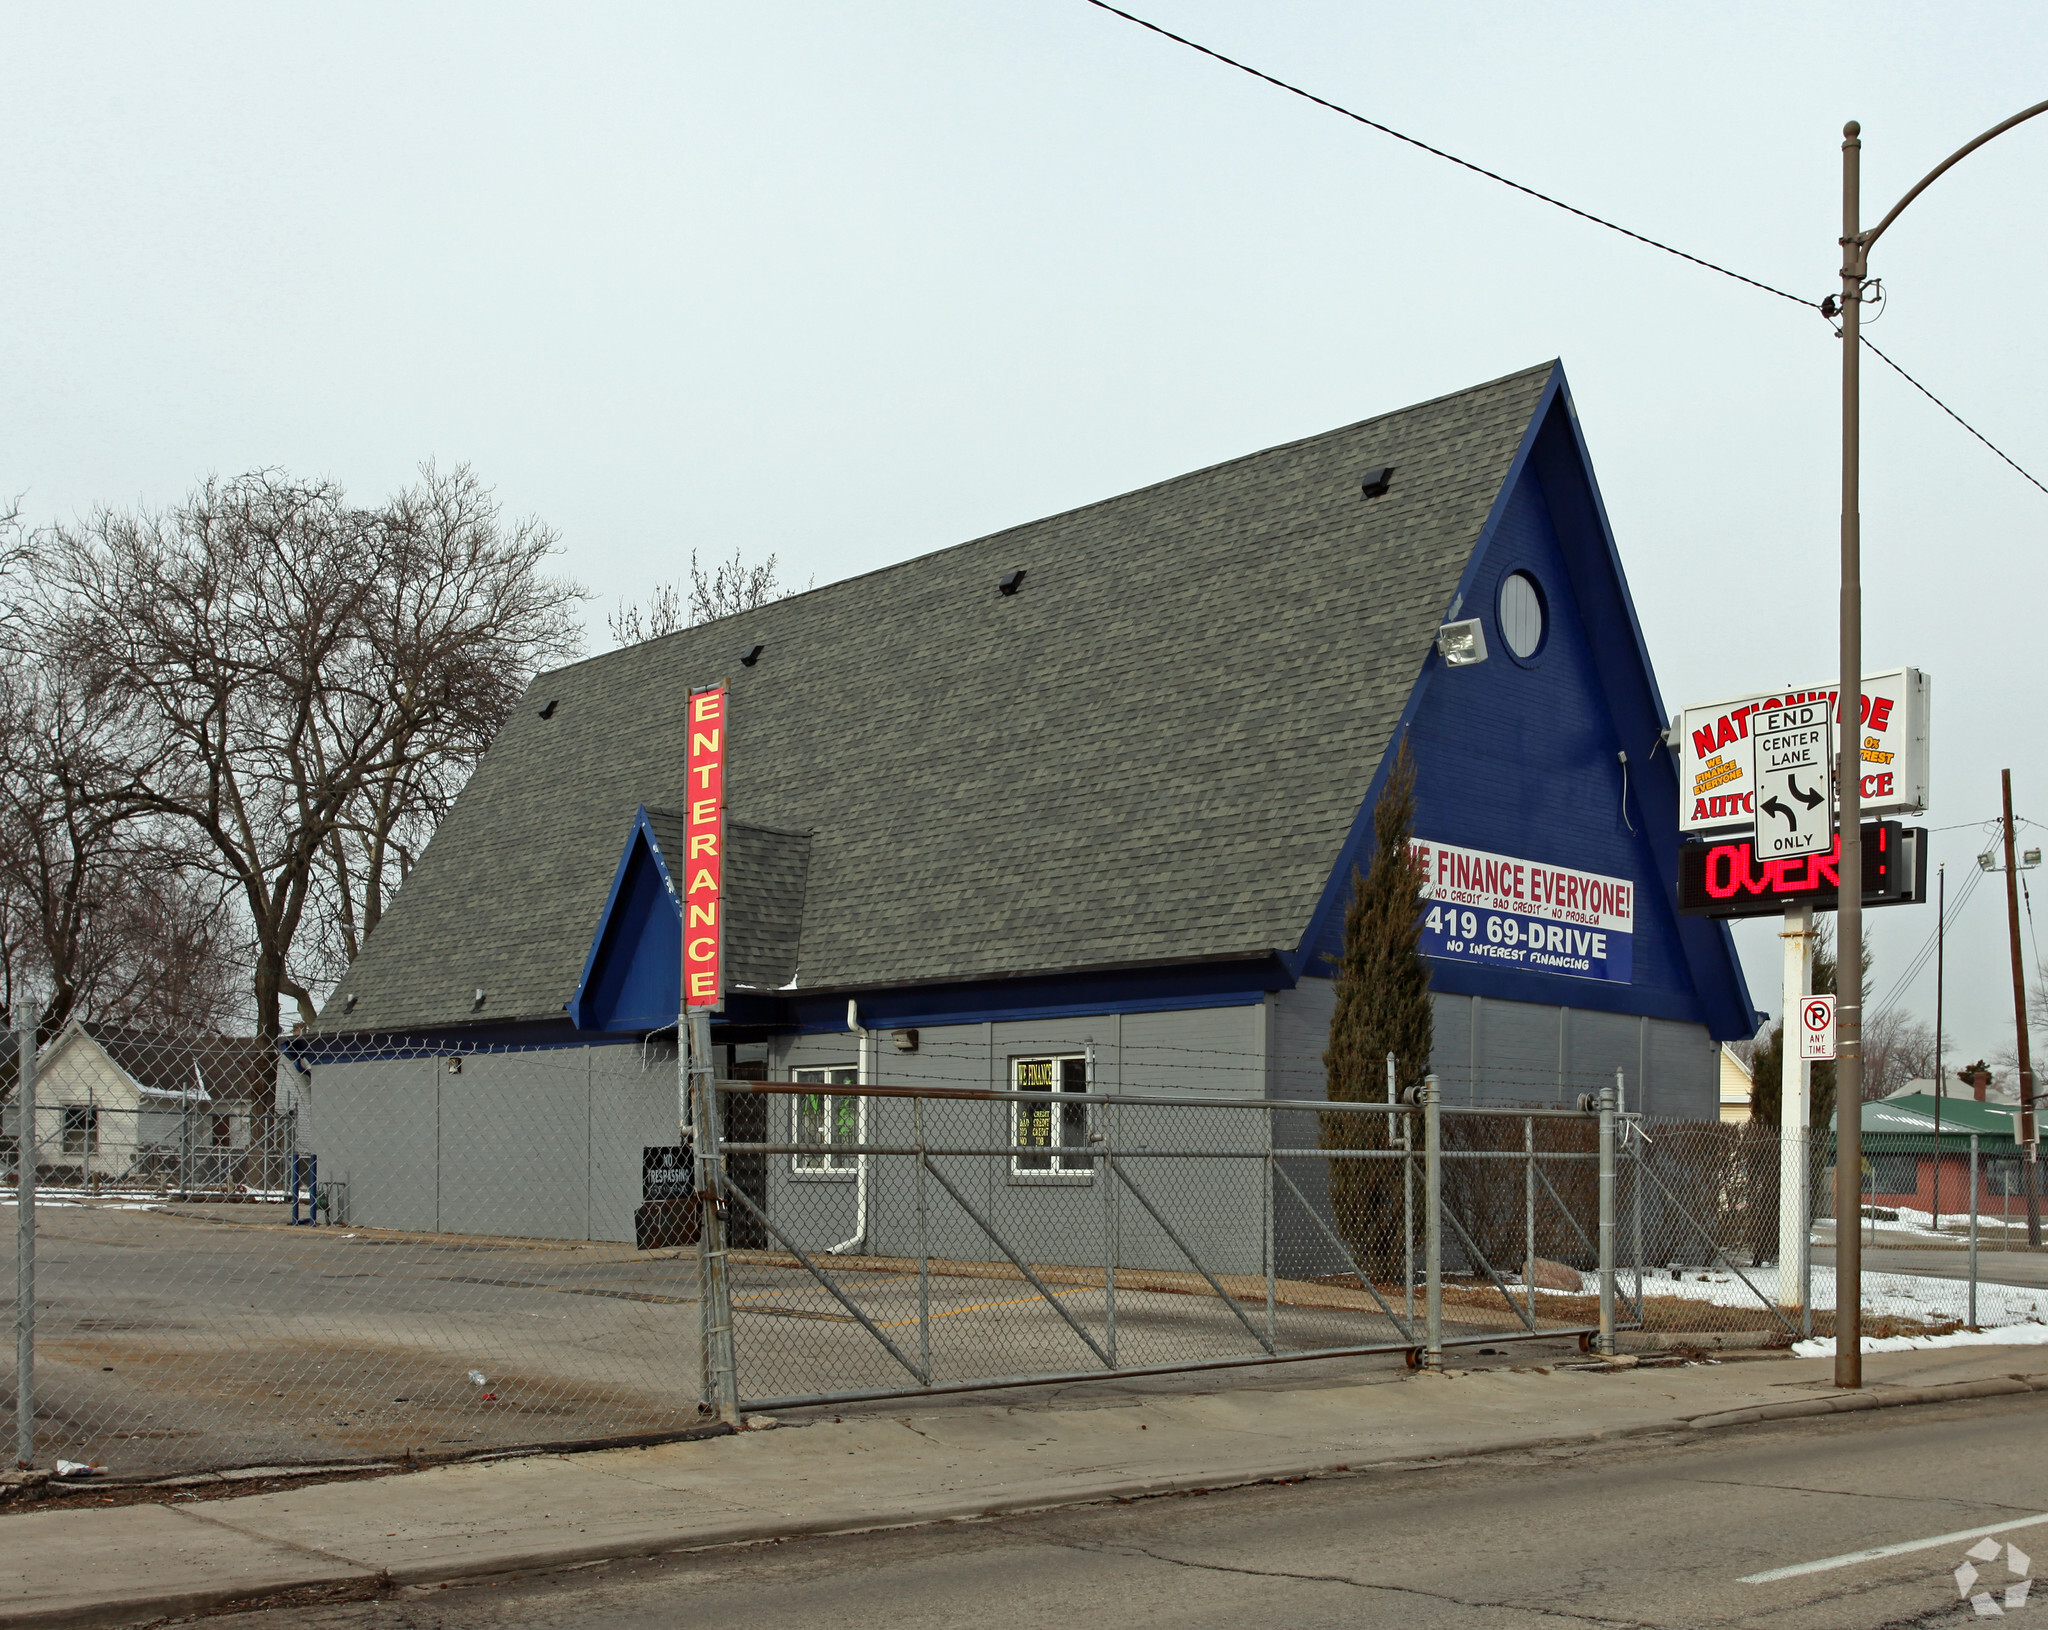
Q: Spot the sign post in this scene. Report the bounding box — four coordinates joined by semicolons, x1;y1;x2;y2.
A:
1777;909;1814;1313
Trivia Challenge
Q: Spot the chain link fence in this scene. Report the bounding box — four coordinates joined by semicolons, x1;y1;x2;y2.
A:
704;1082;1610;1412
7;1021;2046;1479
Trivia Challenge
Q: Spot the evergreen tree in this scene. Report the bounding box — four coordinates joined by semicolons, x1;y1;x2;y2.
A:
1321;740;1432;1279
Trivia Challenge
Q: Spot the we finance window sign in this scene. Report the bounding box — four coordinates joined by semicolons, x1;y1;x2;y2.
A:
1412;839;1633;984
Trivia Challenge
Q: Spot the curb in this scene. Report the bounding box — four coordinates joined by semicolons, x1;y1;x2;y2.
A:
1686;1371;2048;1430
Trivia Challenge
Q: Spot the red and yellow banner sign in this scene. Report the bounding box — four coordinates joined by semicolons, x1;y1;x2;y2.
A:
684;686;727;1009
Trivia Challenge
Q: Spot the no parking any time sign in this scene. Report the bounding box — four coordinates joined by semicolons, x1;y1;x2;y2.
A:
1799;995;1837;1061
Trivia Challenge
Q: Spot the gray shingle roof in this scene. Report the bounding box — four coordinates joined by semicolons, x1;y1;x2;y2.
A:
323;363;1554;1032
643;810;809;992
77;1025;276;1107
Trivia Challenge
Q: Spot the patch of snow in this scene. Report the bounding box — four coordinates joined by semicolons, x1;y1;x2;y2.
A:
1792;1322;2048;1358
1553;1265;2048;1330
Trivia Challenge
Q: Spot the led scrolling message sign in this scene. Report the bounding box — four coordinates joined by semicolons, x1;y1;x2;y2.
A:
1675;821;1926;920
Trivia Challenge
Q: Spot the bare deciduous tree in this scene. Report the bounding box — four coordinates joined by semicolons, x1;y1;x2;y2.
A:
0;653;241;1038
1862;1008;1936;1100
608;546;803;645
35;466;584;1036
316;464;585;971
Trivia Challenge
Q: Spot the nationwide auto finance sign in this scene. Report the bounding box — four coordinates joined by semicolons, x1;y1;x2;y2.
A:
1679;667;1928;835
1412;839;1633;984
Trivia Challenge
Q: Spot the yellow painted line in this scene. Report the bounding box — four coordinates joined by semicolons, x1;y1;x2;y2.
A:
874;1286;1091;1328
732;1273;918;1305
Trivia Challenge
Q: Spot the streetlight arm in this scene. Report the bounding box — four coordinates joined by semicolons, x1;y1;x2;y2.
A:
1861;99;2048;253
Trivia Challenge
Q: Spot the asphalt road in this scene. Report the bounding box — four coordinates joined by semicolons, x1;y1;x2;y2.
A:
209;1388;2048;1628
1812;1241;2048;1290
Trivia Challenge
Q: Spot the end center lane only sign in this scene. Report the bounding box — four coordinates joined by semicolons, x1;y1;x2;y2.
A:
1750;700;1834;859
1411;838;1633;984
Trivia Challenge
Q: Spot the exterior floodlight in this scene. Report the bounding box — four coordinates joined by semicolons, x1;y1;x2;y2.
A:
1980;852;1998;872
2027;849;2043;869
1359;466;1394;499
998;569;1026;596
740;644;764;667
1437;617;1488;667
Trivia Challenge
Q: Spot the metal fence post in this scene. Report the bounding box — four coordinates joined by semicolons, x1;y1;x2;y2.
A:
1263;1108;1277;1350
1103;1101;1118;1369
915;1093;931;1382
14;1000;38;1469
1598;1074;1617;1357
1631;1120;1645;1319
1403;1094;1415;1334
1523;1116;1537;1325
1969;1133;1980;1328
688;1011;739;1426
1423;1072;1442;1371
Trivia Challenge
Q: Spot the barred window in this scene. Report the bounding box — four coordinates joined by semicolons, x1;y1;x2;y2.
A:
791;1066;860;1173
1012;1055;1091;1175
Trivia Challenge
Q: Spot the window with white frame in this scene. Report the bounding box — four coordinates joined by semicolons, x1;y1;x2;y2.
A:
1012;1054;1091;1175
790;1066;860;1173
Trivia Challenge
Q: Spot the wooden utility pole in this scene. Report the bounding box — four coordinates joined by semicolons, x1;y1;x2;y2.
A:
2002;769;2040;1246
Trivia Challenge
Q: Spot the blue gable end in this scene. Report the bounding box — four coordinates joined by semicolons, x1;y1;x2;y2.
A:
565;808;682;1032
1296;368;1756;1040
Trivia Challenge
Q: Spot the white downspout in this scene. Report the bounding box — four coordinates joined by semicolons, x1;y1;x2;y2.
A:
827;998;870;1255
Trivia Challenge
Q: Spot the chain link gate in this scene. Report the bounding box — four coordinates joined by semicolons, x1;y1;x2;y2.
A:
697;1075;1613;1410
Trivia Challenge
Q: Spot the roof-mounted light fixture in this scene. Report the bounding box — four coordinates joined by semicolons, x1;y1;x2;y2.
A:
1360;467;1394;499
740;644;764;666
1437;617;1488;667
998;569;1025;596
472;988;487;1011
343;993;358;1013
537;698;558;719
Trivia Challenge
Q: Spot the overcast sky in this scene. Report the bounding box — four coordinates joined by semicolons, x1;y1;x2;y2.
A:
5;2;2043;1066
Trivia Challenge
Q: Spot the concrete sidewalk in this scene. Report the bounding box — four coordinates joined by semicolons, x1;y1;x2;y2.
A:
7;1345;2048;1629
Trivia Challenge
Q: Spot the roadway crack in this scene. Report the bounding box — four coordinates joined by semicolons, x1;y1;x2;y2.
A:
1043;1538;1654;1627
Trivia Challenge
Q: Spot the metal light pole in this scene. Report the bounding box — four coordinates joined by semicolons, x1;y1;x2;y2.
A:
1832;122;1866;1390
2001;770;2040;1245
1932;863;1945;1232
1829;101;2048;1387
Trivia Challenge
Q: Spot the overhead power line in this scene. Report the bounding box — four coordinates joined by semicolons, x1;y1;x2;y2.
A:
1080;0;1813;307
1857;336;2048;497
1082;0;2047;498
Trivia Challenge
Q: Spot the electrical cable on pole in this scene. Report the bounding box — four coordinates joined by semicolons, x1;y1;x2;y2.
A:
1084;0;2048;497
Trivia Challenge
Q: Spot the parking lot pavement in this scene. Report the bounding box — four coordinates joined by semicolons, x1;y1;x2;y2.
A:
8;1201;1525;1479
1810;1240;2048;1290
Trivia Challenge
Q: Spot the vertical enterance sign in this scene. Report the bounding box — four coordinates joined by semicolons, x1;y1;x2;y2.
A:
684;686;727;1010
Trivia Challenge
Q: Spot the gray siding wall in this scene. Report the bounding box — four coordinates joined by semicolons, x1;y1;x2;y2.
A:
1267;980;1717;1118
762;1006;1268;1275
296;1043;678;1241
